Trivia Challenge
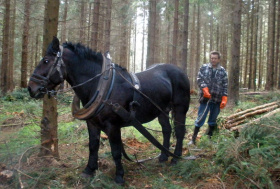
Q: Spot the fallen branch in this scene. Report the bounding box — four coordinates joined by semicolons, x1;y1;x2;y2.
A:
0;122;31;127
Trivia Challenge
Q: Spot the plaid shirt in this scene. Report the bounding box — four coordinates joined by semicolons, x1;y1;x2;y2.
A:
197;63;228;103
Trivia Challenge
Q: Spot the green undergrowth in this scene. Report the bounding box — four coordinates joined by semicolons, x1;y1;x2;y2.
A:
0;89;280;188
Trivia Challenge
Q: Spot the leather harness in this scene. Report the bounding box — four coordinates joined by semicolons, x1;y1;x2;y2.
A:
72;52;116;120
71;52;142;120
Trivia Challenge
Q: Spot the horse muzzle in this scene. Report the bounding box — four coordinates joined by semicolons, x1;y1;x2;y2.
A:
28;83;46;99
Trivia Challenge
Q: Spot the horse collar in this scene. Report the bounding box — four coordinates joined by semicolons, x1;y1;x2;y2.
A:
72;53;115;120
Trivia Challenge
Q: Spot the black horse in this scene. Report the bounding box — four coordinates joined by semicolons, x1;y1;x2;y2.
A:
28;37;190;184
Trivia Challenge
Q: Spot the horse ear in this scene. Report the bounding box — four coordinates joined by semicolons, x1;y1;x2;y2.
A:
51;36;60;54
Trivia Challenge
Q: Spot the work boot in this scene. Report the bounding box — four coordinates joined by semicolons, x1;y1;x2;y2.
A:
206;125;215;138
188;127;200;145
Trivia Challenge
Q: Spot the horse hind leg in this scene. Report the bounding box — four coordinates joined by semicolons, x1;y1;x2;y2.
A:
171;105;188;164
158;110;172;162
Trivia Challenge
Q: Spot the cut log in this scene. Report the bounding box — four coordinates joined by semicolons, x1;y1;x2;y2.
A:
226;104;279;125
225;120;246;129
226;101;280;121
230;108;280;131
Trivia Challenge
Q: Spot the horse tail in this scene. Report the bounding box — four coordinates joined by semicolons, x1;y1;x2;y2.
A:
121;140;133;162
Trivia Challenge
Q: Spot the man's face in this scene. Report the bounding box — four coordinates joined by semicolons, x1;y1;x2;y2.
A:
210;54;220;67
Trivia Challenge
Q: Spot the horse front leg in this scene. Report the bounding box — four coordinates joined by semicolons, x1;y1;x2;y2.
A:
158;112;172;162
105;122;124;184
82;120;101;177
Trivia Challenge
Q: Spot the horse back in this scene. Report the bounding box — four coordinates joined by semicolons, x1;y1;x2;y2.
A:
134;64;190;122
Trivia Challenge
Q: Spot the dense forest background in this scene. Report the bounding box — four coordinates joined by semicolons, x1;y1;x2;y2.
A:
0;0;279;99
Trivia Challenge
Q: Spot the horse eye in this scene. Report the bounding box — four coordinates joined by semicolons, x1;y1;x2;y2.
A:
44;59;49;64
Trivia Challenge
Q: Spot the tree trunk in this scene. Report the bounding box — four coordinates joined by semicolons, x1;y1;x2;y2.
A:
133;21;137;72
0;0;11;95
258;6;263;89
8;0;16;92
146;0;156;67
104;0;112;52
141;1;146;71
195;3;201;81
20;0;31;89
276;1;280;89
266;0;276;90
182;0;190;71
171;0;179;65
79;0;86;44
209;4;213;51
91;0;100;50
253;0;259;91
248;0;254;90
229;0;241;105
189;4;196;89
98;2;105;52
119;0;130;68
61;0;68;43
243;1;250;88
40;0;60;159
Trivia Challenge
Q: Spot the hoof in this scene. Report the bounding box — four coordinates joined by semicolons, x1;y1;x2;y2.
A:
170;158;178;165
81;167;95;178
158;154;168;163
115;176;125;185
80;172;93;178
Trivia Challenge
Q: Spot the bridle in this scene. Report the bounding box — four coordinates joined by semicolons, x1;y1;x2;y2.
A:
30;46;65;93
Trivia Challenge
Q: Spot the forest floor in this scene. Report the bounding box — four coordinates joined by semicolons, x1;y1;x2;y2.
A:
0;89;280;189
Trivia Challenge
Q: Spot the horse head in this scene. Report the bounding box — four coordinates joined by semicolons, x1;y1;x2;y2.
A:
28;36;67;99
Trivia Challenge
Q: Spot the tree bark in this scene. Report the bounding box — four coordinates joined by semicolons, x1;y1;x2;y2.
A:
266;0;276;90
20;0;31;89
91;0;100;50
228;0;241;106
8;0;16;92
40;0;60;159
146;0;156;67
182;0;189;71
171;0;179;65
276;1;280;89
119;0;129;68
253;0;259;91
104;0;112;52
195;3;201;80
0;0;11;95
258;6;263;89
61;0;68;43
189;4;196;89
141;1;146;71
209;4;213;52
79;0;86;44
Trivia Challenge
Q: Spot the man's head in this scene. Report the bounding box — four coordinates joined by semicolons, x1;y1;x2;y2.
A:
210;51;221;68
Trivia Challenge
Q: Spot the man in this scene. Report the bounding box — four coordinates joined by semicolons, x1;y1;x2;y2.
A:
189;51;228;145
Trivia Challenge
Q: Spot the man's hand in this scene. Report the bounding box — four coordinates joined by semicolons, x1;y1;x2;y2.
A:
202;87;211;99
220;96;228;109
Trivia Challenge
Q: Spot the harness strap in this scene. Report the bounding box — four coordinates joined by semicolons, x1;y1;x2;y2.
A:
128;72;141;121
111;103;181;159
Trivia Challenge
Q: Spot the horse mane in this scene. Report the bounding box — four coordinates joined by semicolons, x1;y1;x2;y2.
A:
62;42;103;62
50;41;127;71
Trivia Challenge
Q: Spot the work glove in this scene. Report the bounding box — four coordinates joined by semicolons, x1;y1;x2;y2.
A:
220;96;228;109
202;87;211;99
